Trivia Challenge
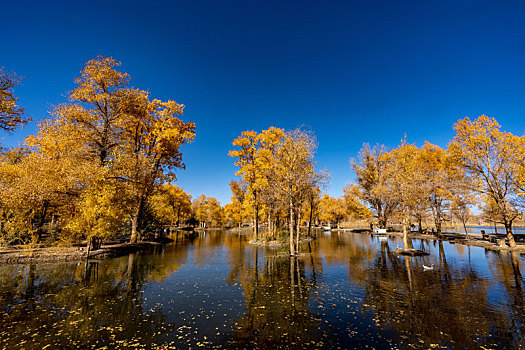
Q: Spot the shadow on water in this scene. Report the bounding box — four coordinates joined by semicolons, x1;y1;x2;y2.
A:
0;230;524;349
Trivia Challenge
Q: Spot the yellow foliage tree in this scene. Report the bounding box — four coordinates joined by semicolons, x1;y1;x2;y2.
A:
343;185;374;220
0;68;28;132
448;115;524;248
382;140;428;249
269;129;323;255
151;184;192;229
0;56;195;247
192;195;224;228
116;96;195;243
318;194;346;228
229;131;264;239
419;142;457;235
352;144;398;229
65;179;127;250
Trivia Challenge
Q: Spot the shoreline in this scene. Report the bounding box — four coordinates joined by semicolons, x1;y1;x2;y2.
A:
374;230;525;253
0;237;173;264
2;227;524;264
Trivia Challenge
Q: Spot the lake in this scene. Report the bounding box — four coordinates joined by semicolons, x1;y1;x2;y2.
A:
444;225;525;236
0;230;524;349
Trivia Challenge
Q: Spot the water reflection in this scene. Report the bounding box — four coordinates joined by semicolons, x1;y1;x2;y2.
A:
0;231;524;349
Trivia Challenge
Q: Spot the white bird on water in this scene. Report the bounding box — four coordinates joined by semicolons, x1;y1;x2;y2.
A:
423;264;435;271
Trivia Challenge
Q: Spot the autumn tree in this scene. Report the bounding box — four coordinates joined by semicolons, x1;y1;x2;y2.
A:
192;195;224;228
448;115;524;248
224;201;243;228
318;194;346;228
1;56;195;247
36;56;138;246
54;56;134;165
382;141;428;249
227;180;248;228
352;144;397;229
209;197;225;227
343;185;374;220
419;142;456;235
0;116;95;244
303;185;322;237
268;129;322;255
451;195;472;237
229;131;263;240
230;127;327;253
256;127;288;239
151;184;192;229
0;68;28;132
116;96;195;243
58;56;194;243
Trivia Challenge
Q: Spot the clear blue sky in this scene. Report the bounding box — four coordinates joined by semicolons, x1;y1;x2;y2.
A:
2;0;525;204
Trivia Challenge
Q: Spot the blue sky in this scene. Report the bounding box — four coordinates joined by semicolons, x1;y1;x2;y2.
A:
2;0;525;204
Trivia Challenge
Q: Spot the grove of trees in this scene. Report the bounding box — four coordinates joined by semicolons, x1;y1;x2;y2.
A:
0;57;195;249
351;116;525;249
2;58;525;254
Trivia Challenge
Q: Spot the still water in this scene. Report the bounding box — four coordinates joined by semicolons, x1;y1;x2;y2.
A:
0;231;524;349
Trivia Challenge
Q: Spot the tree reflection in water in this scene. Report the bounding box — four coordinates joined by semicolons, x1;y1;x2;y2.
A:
0;246;184;349
360;237;525;348
228;252;329;348
0;230;524;349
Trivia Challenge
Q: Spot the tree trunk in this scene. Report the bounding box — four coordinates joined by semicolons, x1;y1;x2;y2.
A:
505;222;516;248
433;202;443;236
87;236;101;253
264;211;272;241
130;197;145;244
36;200;49;242
289;195;295;256
308;200;314;238
274;217;278;240
402;216;410;250
378;214;387;229
253;191;259;241
130;212;139;243
435;217;442;236
86;236;92;257
296;210;301;254
418;215;423;234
